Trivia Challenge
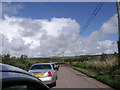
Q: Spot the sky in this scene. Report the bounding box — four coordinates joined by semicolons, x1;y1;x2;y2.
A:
0;2;118;57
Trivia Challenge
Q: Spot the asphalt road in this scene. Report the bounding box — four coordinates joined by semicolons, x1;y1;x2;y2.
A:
53;66;113;89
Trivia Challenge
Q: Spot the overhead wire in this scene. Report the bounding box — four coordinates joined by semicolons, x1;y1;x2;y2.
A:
76;0;105;56
80;0;104;35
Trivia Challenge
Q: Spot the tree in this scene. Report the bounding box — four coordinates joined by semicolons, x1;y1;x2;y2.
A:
2;53;11;61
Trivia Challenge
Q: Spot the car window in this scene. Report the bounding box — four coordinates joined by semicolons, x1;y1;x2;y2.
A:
30;64;52;70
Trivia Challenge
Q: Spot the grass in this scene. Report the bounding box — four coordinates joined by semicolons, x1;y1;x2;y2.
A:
71;66;97;78
97;75;120;89
85;59;118;71
71;65;120;89
71;58;120;89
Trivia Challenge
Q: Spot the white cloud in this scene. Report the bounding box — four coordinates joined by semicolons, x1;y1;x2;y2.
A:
42;18;80;37
101;14;117;34
0;15;118;57
98;40;117;54
2;2;23;15
88;14;118;41
10;38;30;51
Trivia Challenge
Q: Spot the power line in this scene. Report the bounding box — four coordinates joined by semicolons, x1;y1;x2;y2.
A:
80;0;104;35
76;0;104;56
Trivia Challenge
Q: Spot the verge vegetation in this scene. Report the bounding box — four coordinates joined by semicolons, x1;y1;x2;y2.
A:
70;53;120;89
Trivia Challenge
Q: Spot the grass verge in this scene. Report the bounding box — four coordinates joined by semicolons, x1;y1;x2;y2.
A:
70;66;120;89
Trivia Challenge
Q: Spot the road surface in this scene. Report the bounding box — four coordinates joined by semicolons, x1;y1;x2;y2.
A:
53;66;113;88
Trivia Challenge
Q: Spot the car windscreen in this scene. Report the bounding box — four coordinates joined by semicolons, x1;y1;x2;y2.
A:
30;64;52;70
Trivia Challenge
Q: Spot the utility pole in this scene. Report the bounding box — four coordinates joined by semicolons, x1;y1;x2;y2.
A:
117;0;120;68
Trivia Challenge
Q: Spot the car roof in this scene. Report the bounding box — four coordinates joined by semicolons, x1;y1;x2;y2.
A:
0;63;28;74
0;63;49;89
32;63;54;66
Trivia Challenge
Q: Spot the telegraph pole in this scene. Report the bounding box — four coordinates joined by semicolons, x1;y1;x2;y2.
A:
117;0;120;67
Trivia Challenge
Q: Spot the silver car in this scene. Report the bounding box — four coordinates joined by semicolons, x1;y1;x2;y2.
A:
28;63;57;87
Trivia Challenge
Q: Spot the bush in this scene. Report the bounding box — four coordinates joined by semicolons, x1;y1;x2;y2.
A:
73;62;91;69
2;54;35;71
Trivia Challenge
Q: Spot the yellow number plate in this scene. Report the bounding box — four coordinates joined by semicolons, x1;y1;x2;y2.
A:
32;73;44;77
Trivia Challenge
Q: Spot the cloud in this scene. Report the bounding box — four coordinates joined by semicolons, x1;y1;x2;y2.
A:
88;14;118;41
98;40;117;54
2;2;23;15
1;34;30;56
0;15;118;57
10;38;30;51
